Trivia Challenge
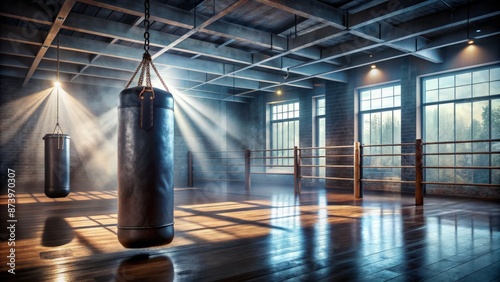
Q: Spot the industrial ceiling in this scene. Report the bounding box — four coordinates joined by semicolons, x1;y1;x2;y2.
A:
1;0;499;102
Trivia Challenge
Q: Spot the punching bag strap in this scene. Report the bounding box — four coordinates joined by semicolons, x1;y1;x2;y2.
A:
139;86;155;131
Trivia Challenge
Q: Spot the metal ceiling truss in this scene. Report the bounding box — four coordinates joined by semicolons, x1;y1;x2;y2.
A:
0;0;499;102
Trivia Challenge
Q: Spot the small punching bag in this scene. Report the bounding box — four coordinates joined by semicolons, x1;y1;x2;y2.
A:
43;133;70;198
117;85;175;248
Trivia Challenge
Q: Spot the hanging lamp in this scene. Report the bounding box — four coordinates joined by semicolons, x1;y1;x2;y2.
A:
117;0;175;248
43;34;71;198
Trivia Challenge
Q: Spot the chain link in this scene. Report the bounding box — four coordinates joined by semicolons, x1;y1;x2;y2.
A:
144;0;150;53
125;0;170;92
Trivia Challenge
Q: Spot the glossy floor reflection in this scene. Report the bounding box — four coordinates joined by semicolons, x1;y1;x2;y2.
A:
0;185;498;281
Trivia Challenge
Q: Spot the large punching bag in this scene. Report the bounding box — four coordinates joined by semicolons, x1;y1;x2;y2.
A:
43;134;71;198
117;86;175;248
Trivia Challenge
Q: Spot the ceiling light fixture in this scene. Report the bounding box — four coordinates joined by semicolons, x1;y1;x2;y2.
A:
371;64;376;69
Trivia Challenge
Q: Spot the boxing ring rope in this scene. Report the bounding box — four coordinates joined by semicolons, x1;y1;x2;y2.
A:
187;139;499;206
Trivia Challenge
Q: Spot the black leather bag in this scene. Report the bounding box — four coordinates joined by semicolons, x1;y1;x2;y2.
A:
117;86;175;248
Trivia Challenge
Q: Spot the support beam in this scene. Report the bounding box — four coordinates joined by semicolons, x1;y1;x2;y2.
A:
22;0;76;86
151;0;250;60
348;0;439;29
253;0;345;29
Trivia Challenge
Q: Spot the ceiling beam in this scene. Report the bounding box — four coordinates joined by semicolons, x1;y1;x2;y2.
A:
59;12;316;85
77;0;323;61
0;25;283;92
70;16;145;82
22;0;76;86
291;0;500;69
347;0;439;29
77;0;194;29
253;0;345;29
151;0;251;60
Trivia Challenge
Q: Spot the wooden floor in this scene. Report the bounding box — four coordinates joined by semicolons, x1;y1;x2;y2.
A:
1;184;499;281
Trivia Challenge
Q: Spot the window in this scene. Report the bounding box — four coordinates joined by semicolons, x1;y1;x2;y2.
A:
270;101;299;167
315;97;326;179
423;66;500;184
359;85;401;179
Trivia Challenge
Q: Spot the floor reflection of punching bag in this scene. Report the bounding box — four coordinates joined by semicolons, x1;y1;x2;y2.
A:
117;86;175;248
43;134;71;198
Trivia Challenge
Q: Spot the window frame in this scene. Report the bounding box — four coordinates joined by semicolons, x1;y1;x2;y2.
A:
421;64;500;185
268;100;300;171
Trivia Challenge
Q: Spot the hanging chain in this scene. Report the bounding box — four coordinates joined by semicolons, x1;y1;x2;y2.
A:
125;0;169;92
53;34;64;148
143;0;150;54
56;35;60;127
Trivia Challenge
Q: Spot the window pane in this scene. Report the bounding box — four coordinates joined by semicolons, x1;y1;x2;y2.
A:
473;101;488;140
456;72;471;86
381;111;393;144
439;103;454;141
362;114;370;145
455;103;471;141
491;67;500;81
277;122;282;148
382;87;393;97
424;105;438;142
361;91;370;100
456;85;471;99
426;90;438;103
473;82;489;97
394;95;401;107
294;120;299;145
473;70;489;83
361;100;370;111
272;123;277;149
492;99;500;139
318;118;325;147
394;85;401;96
289;121;295;149
439;75;454;88
371;98;381;110
382;97;393;108
490;81;500;95
393;110;401;144
426;78;438;90
439;88;454;101
371;89;382;99
318;98;325;107
371;112;382;145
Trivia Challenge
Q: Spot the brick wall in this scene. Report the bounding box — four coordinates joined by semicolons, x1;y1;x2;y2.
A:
324;81;355;189
0;76;120;193
0;76;250;194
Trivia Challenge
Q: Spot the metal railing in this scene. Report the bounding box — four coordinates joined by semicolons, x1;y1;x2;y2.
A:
187;139;499;205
